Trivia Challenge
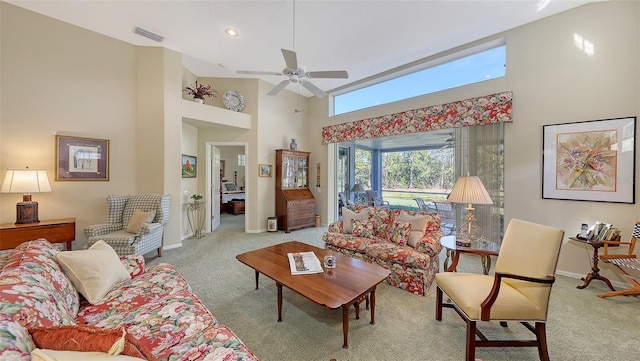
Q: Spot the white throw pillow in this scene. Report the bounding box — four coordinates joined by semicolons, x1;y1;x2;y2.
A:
31;349;146;361
341;207;369;234
126;209;156;233
396;212;430;247
55;240;131;304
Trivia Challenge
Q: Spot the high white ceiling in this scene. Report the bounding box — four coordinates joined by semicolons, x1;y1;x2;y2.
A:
6;0;599;98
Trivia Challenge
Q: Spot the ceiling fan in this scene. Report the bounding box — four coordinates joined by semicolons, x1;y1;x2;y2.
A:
236;1;347;98
237;49;348;98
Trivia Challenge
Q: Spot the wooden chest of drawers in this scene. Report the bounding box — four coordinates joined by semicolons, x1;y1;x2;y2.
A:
276;189;315;233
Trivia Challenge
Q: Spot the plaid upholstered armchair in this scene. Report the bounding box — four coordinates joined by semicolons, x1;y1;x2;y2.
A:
85;193;170;257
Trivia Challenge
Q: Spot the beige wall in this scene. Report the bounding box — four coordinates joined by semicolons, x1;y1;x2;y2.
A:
0;4;138;246
308;1;640;280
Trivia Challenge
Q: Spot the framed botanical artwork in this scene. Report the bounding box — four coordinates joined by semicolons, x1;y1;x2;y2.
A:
55;135;109;181
542;116;636;203
182;154;197;178
259;164;272;177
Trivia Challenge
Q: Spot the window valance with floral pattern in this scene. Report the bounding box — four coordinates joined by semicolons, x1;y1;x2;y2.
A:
321;91;512;144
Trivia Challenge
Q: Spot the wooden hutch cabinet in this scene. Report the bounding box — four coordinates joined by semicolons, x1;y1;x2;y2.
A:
275;149;316;233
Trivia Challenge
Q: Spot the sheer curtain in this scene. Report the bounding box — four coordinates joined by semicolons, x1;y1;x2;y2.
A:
455;122;505;243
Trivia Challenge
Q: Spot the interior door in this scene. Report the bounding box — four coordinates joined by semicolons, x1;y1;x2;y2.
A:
211;146;221;231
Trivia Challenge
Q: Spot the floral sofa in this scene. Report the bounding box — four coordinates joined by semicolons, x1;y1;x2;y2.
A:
0;239;257;361
323;206;444;296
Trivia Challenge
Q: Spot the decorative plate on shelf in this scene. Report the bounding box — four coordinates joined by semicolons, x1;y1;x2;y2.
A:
222;90;246;112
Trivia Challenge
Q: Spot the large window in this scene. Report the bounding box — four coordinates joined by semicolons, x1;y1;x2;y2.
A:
333;43;506;115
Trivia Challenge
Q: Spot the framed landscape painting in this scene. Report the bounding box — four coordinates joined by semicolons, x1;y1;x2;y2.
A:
182;154;197;178
259;164;272;177
542;117;636;203
56;135;109;181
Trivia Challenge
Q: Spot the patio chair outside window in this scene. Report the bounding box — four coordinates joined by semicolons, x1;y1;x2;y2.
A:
365;190;389;207
433;201;455;236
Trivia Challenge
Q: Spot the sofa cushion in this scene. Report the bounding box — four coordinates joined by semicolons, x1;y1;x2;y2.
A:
352;219;376;238
29;325;145;359
341;207;369;233
31;349;146;361
369;207;395;240
323;232;382;254
56;240;131;304
0;240;79;327
126;209;156;234
388;221;411;246
364;242;433;269
88;290;217;359
75;263;194;325
153;325;257;361
395;212;430;247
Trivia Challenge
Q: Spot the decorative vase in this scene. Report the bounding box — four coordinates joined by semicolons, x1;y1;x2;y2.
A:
193;98;204;104
290;139;297;150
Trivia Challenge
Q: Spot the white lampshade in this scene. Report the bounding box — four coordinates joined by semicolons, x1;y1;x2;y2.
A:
447;176;492;205
1;169;52;194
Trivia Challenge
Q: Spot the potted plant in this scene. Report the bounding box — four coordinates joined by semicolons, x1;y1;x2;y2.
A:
191;193;203;203
184;81;218;103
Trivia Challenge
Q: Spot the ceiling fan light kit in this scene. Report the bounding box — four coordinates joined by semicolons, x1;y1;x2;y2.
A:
236;1;348;98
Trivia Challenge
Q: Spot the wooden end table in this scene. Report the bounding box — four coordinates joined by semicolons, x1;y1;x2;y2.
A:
440;235;500;274
0;218;76;250
236;241;390;349
569;237;616;291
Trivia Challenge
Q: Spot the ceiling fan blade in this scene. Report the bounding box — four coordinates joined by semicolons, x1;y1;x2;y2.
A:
301;80;326;98
307;70;348;79
267;80;291;96
281;49;298;71
237;70;283;76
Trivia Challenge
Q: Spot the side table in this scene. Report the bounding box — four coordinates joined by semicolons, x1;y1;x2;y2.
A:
0;218;76;250
187;202;205;238
440;235;500;274
569;237;616;291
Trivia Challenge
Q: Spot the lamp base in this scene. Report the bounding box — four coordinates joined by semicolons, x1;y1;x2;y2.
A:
456;239;472;247
16;201;39;224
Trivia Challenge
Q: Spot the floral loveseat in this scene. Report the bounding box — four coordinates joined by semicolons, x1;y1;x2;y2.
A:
323;206;444;296
0;239;256;361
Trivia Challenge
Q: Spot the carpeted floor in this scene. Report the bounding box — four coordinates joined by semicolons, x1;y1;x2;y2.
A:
149;214;640;361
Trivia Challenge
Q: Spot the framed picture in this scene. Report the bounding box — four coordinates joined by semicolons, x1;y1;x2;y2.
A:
259;164;272;177
220;160;225;178
542;116;636;203
182;154;197;178
55;135;109;181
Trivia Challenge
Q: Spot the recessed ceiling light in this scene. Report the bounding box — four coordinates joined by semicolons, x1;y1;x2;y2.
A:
225;27;239;37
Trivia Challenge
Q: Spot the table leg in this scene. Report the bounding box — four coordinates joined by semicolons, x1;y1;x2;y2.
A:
576;246;615;291
369;288;376;325
254;270;259;290
342;305;349;349
277;283;283;322
446;250;461;272
481;255;492;275
444;248;452;271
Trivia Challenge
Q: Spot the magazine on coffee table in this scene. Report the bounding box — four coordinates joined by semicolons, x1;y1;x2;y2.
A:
287;251;324;275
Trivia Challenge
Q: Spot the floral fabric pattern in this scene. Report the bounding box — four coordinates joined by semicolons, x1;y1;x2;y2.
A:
324;206;443;296
388;222;411;246
351;219;376;238
0;240;257;361
321;91;512;144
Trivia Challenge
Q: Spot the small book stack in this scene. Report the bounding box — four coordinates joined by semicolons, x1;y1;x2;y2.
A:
587;222;621;242
287;252;324;275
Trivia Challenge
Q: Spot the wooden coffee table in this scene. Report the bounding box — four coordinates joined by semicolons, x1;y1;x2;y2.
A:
236;241;390;349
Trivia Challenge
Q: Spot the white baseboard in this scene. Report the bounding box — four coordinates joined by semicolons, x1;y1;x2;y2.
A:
556;269;627;289
164;242;183;250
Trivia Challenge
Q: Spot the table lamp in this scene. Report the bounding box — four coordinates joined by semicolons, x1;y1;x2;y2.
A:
350;183;365;205
1;168;51;224
446;175;493;246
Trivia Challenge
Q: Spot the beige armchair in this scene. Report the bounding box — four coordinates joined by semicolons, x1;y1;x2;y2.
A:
435;218;564;361
85;193;170;258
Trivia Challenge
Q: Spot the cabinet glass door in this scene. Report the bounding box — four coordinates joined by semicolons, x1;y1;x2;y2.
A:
282;155;296;188
297;156;308;188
